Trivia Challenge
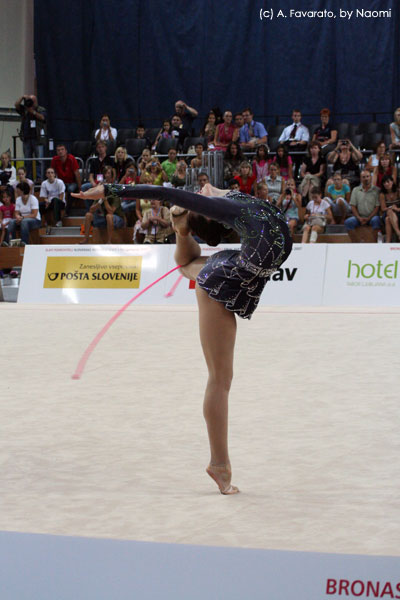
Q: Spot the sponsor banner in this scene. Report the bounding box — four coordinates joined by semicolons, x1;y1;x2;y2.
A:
44;256;142;289
323;244;400;306
1;531;399;600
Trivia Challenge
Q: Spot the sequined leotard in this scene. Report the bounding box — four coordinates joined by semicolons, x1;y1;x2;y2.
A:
105;184;293;319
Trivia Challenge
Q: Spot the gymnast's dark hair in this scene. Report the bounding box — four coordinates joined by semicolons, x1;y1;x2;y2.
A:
187;212;226;246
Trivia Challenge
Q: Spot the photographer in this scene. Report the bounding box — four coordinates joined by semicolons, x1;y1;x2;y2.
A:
327;138;362;189
15;94;47;182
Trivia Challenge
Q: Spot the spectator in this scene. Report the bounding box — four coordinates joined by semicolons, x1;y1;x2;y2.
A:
301;186;333;243
380;176;400;242
372;153;397;189
325;172;351;224
171;160;187;187
344;170;381;242
170;114;188;149
278;109;310;149
113;147;132;182
213;110;239;151
94;114;117;142
84;141;115;189
142;199;172;243
135;124;151;148
0;189;16;246
326;139;362;188
312;108;338;154
39;167;66;230
239;108;268;151
190;142;205;169
120;163;138;185
137;148;154;174
234;161;256;194
389;107;400;150
15;94;46;181
228;178;240;191
152;119;172;150
0;152;16;186
102;164;116;185
140;160;167;185
133;195;152;243
174;100;198;134
197;171;210;190
12;166;33;194
365;140;386;173
223;141;244;183
276;178;302;237
271;144;293;181
200;111;217;147
254;182;269;201
299;141;326;200
265;162;284;204
50;143;81;214
7;181;41;244
252;144;269;182
234;112;244;130
161;148;178;181
80;192;125;244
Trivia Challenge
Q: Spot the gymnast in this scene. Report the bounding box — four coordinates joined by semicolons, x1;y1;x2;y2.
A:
72;183;293;494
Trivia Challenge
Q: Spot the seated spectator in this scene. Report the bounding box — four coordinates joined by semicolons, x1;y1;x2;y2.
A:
325;172;351;224
12;166;33;194
223;141;244;183
142;199;172;243
51;143;82;215
200;111;217;147
276;179;302;237
140;159;167;186
389;107;400;150
7;181;41;244
0;152;16;186
372;153;397;189
120;163;138;185
171;160;187;187
137;148;154;174
278;109;310;150
152;119;172;151
239;108;268;151
135;124;151;148
190;142;205;169
228;178;240;191
254;182;269;201
39;167;66;230
213;110;239;151
133;196;152;243
95;114;117;142
365;140;386;173
252;144;269;182
344;170;381;242
380;176;400;242
271;144;293;180
265;162;284;204
80;191;125;244
197;171;210;191
312;108;337;155
234;161;256;194
0;189;16;246
83;141;115;190
161;148;178;181
301;186;333;244
299;141;326;200
113;146;132;182
174;100;198;134
326;139;362;188
102;165;115;185
170;114;189;149
234;112;244;131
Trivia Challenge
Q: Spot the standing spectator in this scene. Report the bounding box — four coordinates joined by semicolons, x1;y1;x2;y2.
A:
7;181;41;244
265;162;284;204
344;170;381;242
200;111;218;147
271;144;293;180
113;147;132;182
276;179;302;237
170;115;189;149
213;110;239;151
0;189;16;246
326;139;362;188
299;142;326;200
190;142;205;169
389;107;400;150
325;172;351;224
301;187;333;243
372;154;397;189
365;140;386;173
15;94;46;182
0;152;16;186
239;108;268;151
142;199;172;243
94;114;117;142
252;144;269;182
50;144;81;214
312;108;338;155
161;148;178;181
234;161;256;194
174;100;198;134
380;176;400;242
39;167;66;231
223;141;244;183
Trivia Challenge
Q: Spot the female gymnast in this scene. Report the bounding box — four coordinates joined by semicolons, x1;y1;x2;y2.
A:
72;183;293;494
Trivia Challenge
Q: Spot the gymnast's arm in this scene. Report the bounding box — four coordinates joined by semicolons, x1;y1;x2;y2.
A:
105;184;240;227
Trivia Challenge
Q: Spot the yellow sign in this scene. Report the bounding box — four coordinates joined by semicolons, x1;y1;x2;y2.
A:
44;256;142;289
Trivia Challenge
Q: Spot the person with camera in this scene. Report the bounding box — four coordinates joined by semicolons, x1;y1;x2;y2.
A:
327;138;362;188
15;94;47;182
94;114;117;142
276;178;302;238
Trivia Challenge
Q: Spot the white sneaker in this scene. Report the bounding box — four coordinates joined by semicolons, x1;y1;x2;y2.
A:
377;231;384;243
56;220;63;227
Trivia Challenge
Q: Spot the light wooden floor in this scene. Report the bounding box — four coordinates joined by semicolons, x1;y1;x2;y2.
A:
1;304;399;556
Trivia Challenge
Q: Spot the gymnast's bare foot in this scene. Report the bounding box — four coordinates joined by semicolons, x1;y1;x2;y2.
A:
206;464;240;495
170;206;190;236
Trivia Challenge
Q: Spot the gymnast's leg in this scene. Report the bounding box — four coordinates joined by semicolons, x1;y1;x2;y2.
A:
171;207;207;279
196;285;239;495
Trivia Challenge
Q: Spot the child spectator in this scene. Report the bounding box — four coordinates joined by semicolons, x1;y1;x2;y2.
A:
276;179;302;237
0;189;16;246
152;120;172;150
252;144;269;182
228;178;240;191
200;111;217;147
161;148;178;181
234;161;256;195
190;143;205;169
12;166;34;194
271;144;293;180
0;152;16;186
302;186;333;243
39;167;66;230
325;172;351;223
135;124;151;148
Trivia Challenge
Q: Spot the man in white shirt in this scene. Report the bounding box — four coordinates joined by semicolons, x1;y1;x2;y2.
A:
279;109;310;176
7;180;41;244
39;167;66;230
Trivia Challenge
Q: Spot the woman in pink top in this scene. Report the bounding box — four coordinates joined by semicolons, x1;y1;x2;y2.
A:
271;144;293;180
213;110;239;151
252;144;269;182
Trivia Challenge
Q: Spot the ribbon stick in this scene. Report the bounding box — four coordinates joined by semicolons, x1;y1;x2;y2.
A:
165;274;183;298
72;265;181;380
